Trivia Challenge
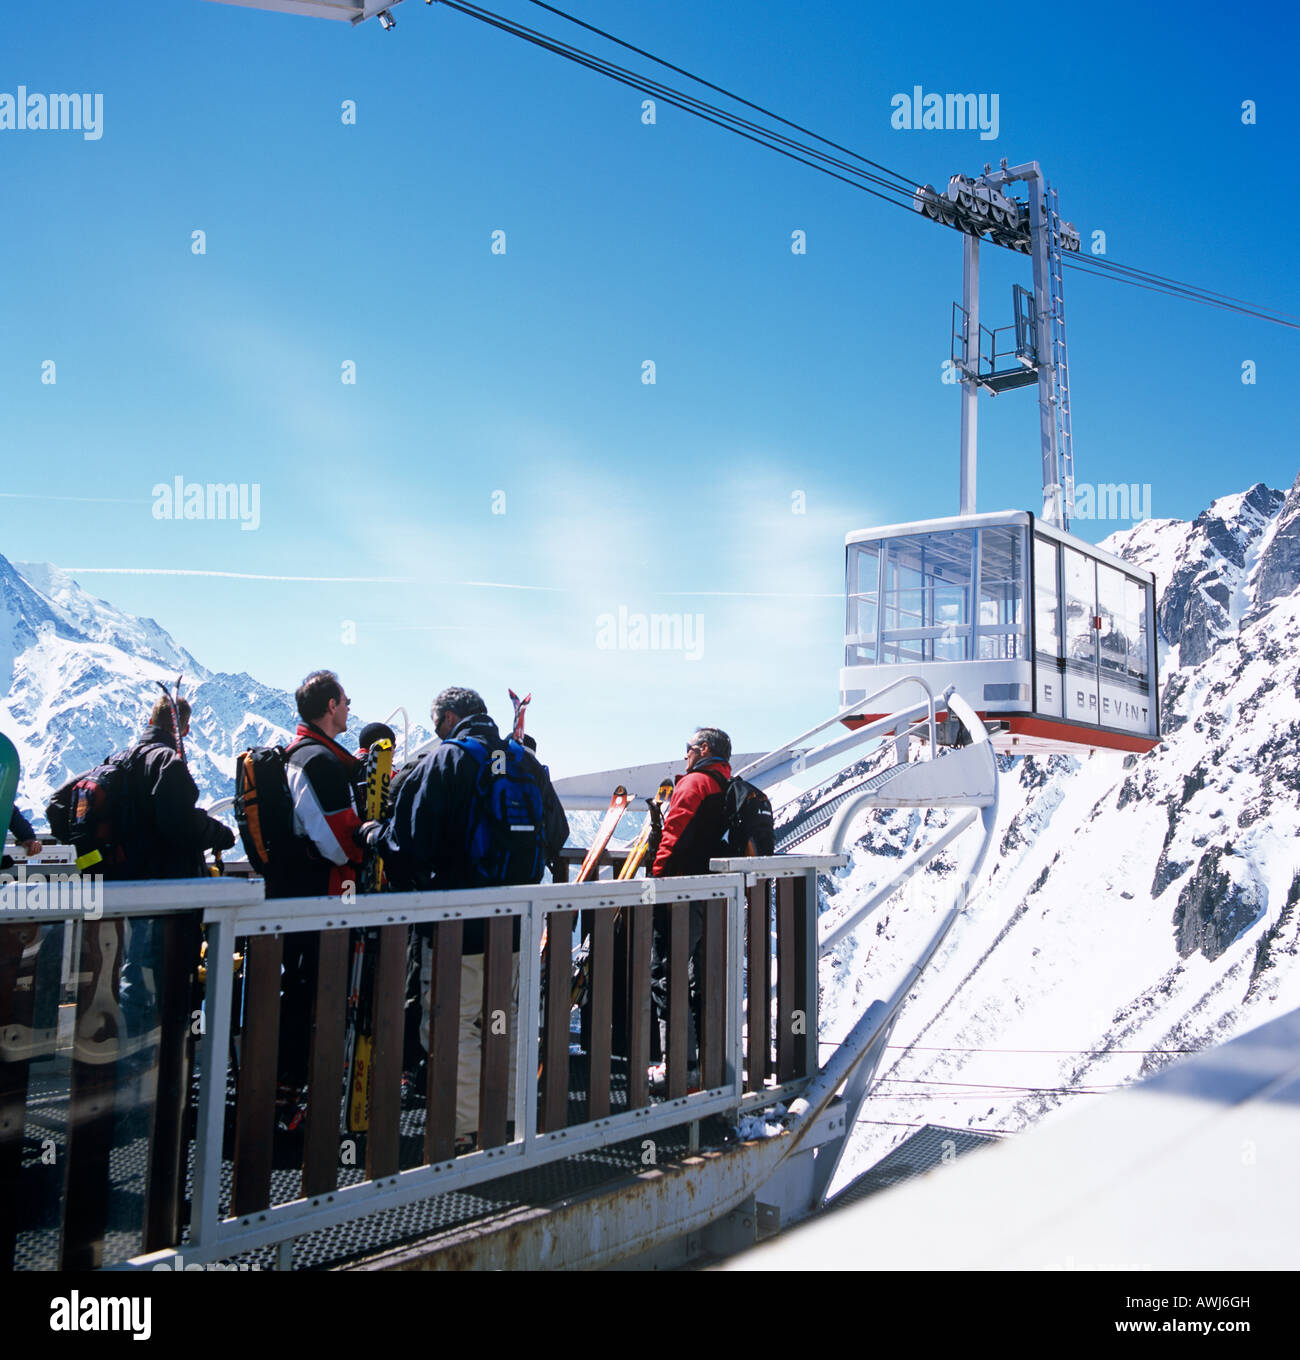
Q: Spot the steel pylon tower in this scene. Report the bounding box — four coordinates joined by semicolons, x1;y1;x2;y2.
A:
917;160;1080;530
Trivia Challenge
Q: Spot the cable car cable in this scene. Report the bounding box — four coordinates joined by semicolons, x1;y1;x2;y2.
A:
521;0;922;194
437;0;918;196
437;1;921;207
432;1;1299;331
1062;255;1300;330
432;1;922;215
1066;254;1300;323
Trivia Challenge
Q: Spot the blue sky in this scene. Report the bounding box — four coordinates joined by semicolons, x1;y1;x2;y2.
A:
2;0;1296;773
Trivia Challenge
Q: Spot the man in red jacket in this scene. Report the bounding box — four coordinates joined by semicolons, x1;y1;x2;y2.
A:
649;726;732;1091
276;670;365;1107
277;670;364;898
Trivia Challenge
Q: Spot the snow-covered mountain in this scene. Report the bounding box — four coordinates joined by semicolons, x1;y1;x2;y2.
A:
0;556;422;825
817;477;1300;1189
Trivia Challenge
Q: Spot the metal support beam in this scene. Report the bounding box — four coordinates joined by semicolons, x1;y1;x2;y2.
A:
959;231;980;515
1023;167;1064;528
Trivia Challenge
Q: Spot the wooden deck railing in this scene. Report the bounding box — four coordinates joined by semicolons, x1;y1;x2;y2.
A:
0;855;837;1270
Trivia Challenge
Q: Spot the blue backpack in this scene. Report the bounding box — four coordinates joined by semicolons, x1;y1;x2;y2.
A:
443;736;547;886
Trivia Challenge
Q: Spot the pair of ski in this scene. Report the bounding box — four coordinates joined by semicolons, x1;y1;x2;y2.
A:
572;775;674;888
544;777;674;1016
341;737;395;1134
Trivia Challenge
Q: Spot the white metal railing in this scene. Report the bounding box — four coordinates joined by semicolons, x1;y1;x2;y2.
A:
0;857;840;1269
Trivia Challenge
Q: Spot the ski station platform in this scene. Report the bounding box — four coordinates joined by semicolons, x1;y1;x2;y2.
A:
723;1004;1300;1271
1;685;1007;1271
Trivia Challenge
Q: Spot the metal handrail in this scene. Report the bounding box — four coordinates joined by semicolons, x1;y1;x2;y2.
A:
735;675;939;783
0;856;841;1270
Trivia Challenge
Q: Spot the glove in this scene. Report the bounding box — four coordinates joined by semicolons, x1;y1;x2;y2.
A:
355;821;382;850
211;822;237;853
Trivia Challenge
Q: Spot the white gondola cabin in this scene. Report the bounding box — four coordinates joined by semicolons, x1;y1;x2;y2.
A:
839;511;1159;754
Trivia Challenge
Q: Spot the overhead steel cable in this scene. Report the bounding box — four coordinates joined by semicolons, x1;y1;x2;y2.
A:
1062;253;1300;330
430;0;921;215
521;0;921;195
1068;253;1300;322
430;1;1299;331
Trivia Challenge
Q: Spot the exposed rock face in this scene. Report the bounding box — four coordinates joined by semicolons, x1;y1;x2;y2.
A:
1255;471;1300;607
1149;483;1285;668
1172;845;1266;962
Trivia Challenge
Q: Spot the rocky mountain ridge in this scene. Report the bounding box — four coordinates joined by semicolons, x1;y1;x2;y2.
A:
0;556;423;824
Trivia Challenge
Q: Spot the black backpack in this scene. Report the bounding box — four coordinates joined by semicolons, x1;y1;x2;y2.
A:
443;736;548;887
233;740;308;877
697;768;775;858
46;752;137;872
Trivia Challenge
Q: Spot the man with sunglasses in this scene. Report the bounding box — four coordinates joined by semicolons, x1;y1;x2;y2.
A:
652;728;732;878
648;726;732;1092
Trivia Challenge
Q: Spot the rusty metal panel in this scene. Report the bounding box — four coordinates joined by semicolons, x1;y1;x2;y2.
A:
352;1139;789;1273
667;901;689;1099
143;912;202;1252
302;930;348;1197
745;882;769;1092
0;922;40;1270
540;910;574;1132
587;909;613;1121
700;899;725;1091
366;924;406;1179
776;877;797;1082
232;933;283;1217
626;903;652;1110
426;922;462;1163
479;919;512;1149
60;919;123;1270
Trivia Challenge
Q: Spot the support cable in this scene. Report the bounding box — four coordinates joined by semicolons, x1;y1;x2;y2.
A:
428;1;1300;330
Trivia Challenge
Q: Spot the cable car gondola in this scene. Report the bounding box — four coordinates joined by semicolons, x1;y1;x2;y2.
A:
840;510;1158;754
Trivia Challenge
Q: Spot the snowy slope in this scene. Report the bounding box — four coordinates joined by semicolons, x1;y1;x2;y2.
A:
0;554;425;824
817;477;1300;1190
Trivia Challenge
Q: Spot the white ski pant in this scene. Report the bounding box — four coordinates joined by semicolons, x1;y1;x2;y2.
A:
420;941;519;1138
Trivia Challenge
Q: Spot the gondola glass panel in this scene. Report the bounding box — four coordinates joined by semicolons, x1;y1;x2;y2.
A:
878;529;974;665
1034;534;1063;716
1063;547;1098;723
977;525;1026;662
1096;567;1155;737
845;541;880;665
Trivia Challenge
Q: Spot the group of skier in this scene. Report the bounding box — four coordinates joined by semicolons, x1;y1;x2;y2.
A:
6;669;754;1144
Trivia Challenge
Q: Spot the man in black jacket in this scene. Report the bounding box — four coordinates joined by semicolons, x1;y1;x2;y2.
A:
367;686;568;1148
116;693;235;1045
115;695;235;879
